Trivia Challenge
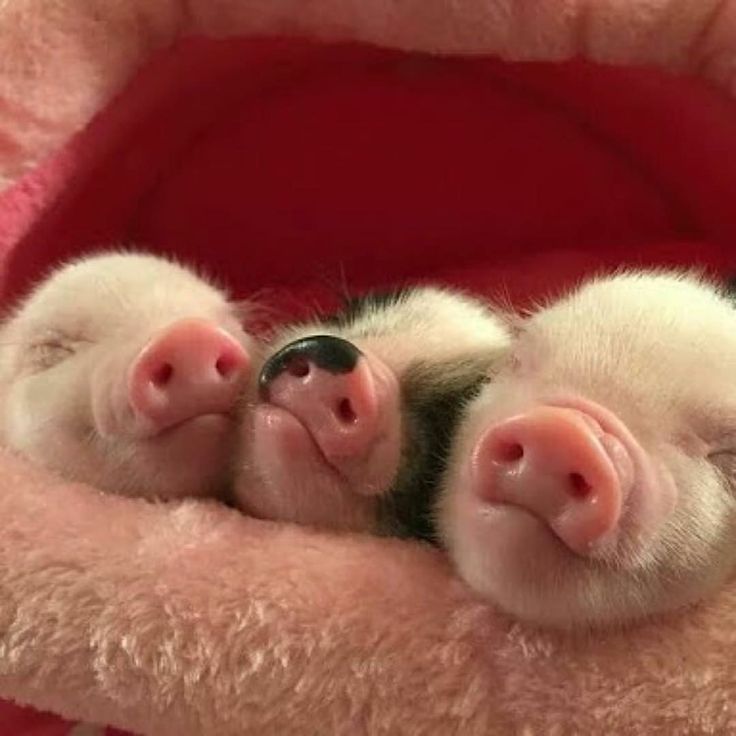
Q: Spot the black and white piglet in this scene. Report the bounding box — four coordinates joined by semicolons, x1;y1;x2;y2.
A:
234;286;512;535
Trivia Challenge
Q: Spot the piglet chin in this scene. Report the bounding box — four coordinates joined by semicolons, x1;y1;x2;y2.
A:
241;404;377;530
137;414;237;498
253;404;342;486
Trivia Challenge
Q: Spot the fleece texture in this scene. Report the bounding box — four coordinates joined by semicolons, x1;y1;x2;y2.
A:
1;1;736;735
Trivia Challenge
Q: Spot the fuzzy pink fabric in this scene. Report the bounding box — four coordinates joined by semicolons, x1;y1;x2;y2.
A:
1;0;736;189
1;2;736;735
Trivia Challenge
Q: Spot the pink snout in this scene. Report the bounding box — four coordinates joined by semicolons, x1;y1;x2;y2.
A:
128;319;249;433
472;406;636;555
259;336;380;462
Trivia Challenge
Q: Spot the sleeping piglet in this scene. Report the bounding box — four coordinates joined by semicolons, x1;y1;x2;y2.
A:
234;286;512;536
0;250;257;500
439;270;736;628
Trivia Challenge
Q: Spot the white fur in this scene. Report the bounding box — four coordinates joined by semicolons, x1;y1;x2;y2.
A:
272;286;511;372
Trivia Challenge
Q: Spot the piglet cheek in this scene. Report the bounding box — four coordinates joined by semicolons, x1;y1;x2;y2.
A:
90;350;139;438
629;450;678;543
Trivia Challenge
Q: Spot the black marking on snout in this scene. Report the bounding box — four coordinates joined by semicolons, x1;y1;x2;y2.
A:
259;335;363;397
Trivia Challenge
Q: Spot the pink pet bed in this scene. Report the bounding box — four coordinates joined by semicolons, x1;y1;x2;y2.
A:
1;2;736;734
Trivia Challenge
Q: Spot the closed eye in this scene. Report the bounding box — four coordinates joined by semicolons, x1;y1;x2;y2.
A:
708;450;736;492
27;337;80;371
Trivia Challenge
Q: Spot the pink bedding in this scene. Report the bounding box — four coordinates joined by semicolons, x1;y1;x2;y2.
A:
1;1;736;734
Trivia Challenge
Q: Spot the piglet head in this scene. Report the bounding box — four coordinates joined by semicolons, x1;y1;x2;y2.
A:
439;271;736;629
234;286;511;534
0;251;258;500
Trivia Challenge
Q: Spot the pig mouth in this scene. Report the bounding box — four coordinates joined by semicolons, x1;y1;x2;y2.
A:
254;402;348;483
147;411;237;442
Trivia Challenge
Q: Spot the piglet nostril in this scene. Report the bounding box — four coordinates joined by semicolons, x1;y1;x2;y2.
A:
337;398;357;424
568;472;592;499
215;354;239;380
287;356;310;379
489;441;524;463
259;335;363;391
152;362;174;388
502;442;524;462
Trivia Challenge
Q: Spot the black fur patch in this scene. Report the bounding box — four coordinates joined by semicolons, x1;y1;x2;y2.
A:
725;276;736;299
375;357;494;543
259;335;362;395
323;288;411;328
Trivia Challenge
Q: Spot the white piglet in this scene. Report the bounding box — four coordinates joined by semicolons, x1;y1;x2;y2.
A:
0;251;257;500
439;270;736;628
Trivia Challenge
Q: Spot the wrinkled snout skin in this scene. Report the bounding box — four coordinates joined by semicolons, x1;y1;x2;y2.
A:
438;271;736;629
0;251;259;500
